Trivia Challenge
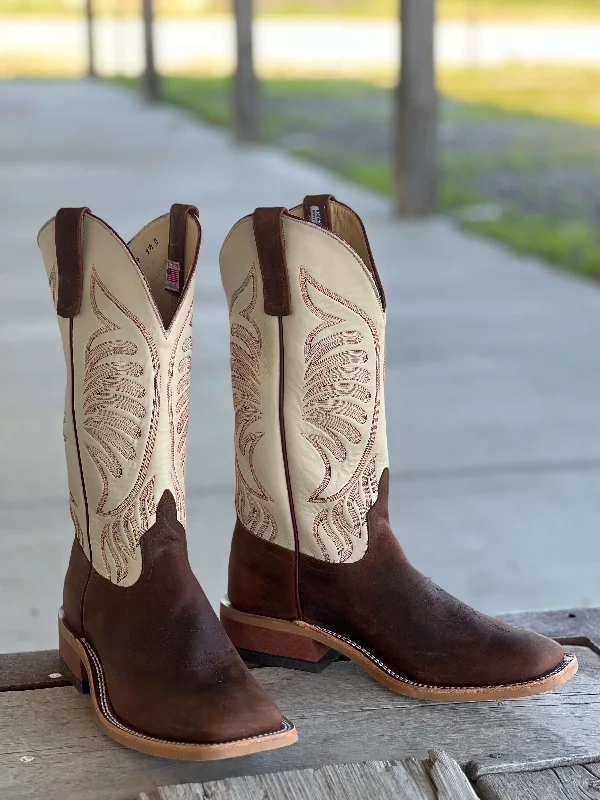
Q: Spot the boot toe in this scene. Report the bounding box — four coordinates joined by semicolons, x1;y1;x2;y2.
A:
204;678;283;742
453;620;567;689
114;675;285;745
498;628;565;686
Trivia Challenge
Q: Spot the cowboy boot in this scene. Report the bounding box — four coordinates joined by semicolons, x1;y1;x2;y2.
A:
38;205;296;759
218;194;577;701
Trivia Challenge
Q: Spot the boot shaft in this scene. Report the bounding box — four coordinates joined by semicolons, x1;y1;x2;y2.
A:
220;195;389;564
38;206;200;586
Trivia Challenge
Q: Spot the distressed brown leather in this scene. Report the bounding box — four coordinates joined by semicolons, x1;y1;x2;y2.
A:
55;207;90;317
62;537;90;639
229;470;565;688
253;207;291;316
229;517;297;621
65;490;283;743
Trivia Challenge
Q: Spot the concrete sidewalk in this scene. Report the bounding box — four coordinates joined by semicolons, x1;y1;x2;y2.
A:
2;79;600;654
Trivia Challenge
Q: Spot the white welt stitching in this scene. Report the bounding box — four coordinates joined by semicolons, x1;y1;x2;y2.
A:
311;624;576;691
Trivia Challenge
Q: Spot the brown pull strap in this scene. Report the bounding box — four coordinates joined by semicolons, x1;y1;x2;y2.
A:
253;207;291;316
166;203;200;295
303;194;336;230
55;207;90;318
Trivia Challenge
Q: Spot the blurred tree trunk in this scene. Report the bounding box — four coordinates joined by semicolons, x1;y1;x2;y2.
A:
142;0;159;102
85;0;95;78
395;0;438;215
233;0;260;142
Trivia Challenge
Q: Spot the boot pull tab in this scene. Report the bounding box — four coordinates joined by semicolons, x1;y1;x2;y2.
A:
166;203;200;296
253;207;292;316
55;207;91;318
303;194;336;230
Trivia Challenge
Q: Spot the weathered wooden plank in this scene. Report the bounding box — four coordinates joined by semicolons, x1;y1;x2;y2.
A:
395;0;438;216
139;759;439;800
1;646;598;800
476;763;600;799
233;0;259;142
428;750;479;799
463;638;600;778
0;649;69;692
468;753;600;783
402;758;439;799
139;753;479;800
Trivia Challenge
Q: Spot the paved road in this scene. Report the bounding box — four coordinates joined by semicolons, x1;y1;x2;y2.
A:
3;16;600;78
2;79;600;653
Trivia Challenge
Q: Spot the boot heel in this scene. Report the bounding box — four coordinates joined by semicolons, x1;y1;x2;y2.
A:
221;608;339;673
58;627;90;694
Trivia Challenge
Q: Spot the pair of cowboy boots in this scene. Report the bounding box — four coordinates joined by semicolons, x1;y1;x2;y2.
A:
39;196;577;761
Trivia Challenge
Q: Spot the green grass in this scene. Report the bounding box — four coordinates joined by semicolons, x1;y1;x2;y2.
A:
334;159;393;196
440;65;600;127
159;75;232;126
123;75;385;126
117;72;600;282
154;67;600;143
328;152;600;279
466;215;600;277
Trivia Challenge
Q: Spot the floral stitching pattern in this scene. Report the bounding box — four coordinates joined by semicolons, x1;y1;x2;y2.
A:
300;267;381;562
168;304;193;526
49;263;58;307
230;265;278;541
84;269;160;584
99;477;156;581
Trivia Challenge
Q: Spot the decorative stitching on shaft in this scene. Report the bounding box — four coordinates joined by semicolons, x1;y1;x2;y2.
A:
84;268;161;585
230;265;279;541
300;267;382;563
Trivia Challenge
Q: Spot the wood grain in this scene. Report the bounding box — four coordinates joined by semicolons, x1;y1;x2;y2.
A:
138;753;476;800
1;609;599;800
0;649;69;692
477;762;600;799
0;647;595;800
429;750;479;799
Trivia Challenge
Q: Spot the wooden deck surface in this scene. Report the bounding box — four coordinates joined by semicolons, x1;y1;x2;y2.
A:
1;609;599;800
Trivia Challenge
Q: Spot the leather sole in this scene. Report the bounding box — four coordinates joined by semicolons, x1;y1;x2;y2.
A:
58;609;297;760
220;598;579;702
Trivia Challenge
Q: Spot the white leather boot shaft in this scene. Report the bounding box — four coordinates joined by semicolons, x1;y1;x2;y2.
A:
221;201;388;563
38;210;199;585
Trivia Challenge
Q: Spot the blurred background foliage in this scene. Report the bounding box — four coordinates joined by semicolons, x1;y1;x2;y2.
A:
4;0;600;18
120;67;600;279
3;0;600;278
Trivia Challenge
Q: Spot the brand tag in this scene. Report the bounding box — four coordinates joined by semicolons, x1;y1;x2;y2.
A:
310;205;323;226
165;259;180;293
